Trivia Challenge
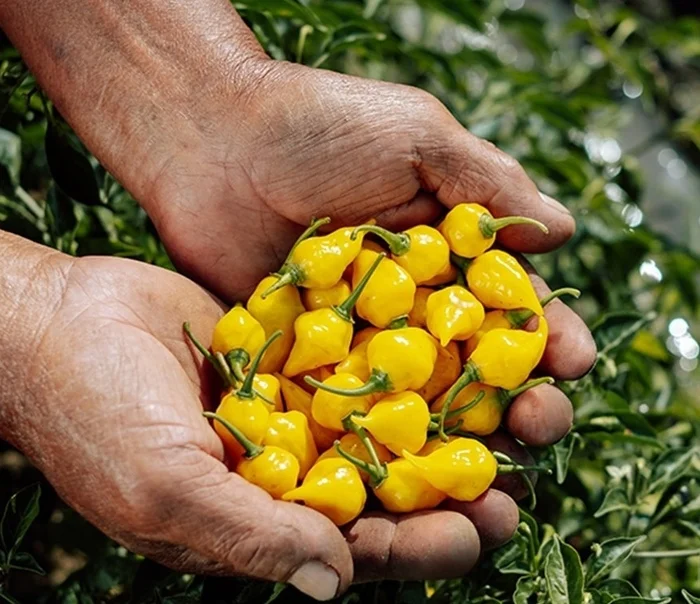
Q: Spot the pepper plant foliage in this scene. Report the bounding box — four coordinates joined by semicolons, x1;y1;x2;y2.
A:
1;0;699;602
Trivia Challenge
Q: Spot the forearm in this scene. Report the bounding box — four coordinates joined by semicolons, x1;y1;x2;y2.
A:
0;230;73;445
0;0;268;207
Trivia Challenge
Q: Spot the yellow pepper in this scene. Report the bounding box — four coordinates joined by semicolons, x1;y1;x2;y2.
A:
352;249;416;328
262;218;366;297
282;458;366;526
252;374;284;412
204;412;299;500
374;458;446;513
426;286;485;346
334;340;371;381
351;224;450;285
439;203;548;258
305;327;437;397
295;365;335;394
317;433;392;483
247;275;305;374
282;253;385;376
465;250;543;316
351;392;431;455
421;262;459;287
407;287;432;328
302;279;352;311
311;374;375;431
263;410;318;478
276;373;340;451
464;287;580;357
416;341;462;403
403;437;498;501
432;376;554;436
352;326;381;347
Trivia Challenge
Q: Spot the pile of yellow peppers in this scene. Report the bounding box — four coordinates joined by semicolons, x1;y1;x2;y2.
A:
185;203;579;526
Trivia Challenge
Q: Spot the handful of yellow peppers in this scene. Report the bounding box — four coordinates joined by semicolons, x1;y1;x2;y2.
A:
185;203;579;526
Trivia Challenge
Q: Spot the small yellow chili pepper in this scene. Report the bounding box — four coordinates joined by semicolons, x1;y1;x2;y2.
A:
262;218;367;297
374;458;446;513
464;288;580;357
311;374;375;431
305;327;437;397
465;250;543;316
421;262;459;287
302;279;352;311
295;365;335;394
352;326;381;347
252;374;284;412
247;275;305;374
317;433;393;483
351;391;431;455
403;437;498;501
426;286;485;346
439;203;549;258
351;224;450;285
263;410;318;478
204;412;299;500
334;340;371;381
282;252;385;376
352;248;416;328
408;287;432;328
416;341;462;403
276;374;340;451
282;458;366;526
432;376;554;436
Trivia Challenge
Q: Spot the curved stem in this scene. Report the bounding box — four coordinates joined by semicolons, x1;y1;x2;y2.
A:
184;322;236;387
183;322;213;362
437;361;480;441
335;252;385;321
479;213;549;239
203;412;262;459
287;216;331;260
334;441;386;488
430;390;485;421
226;348;250;383
387;315;409;330
449;252;471;271
351;225;411;255
237;331;282;398
505;288;581;328
260;269;298;300
539;287;580;308
214;352;236;388
343;419;388;486
304;369;391;397
503;377;555;402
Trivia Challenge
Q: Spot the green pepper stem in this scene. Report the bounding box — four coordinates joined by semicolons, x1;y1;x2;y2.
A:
214;352;236;388
260;266;303;300
429;390;485;422
334;252;386;321
334;441;387;488
437;361;481;441
203;412;263;459
503;377;555;403
494;451;552;475
350;225;411;255
237;330;283;399
344;417;385;478
387;315;409;330
479;213;549;239
183;323;234;386
449;252;472;271
505;288;581;328
226;348;250;383
287;216;331;260
304;369;392;397
183;322;213;362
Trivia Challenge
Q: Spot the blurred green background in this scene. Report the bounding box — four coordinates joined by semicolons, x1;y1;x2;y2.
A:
1;0;698;602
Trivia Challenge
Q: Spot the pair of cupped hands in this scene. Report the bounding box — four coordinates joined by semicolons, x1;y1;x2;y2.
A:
4;51;596;604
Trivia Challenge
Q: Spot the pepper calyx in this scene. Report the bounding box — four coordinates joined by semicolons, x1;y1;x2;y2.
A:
350;225;411;256
304;369;392;397
478;213;549;239
203;411;263;459
236;330;282;399
333;252;385;322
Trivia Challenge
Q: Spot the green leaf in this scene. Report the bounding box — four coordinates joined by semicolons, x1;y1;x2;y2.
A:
0;484;41;557
607;599;671;604
9;551;45;575
584;536;646;586
544;536;585;604
682;590;700;604
513;576;538;604
594;487;630;518
598;579;641;598
552;433;578;484
648;448;698;493
45;120;101;206
583;431;664;450
0;592;22;604
264;583;287;604
0;127;21;195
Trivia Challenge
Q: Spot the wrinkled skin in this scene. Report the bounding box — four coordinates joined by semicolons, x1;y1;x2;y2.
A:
0;0;597;599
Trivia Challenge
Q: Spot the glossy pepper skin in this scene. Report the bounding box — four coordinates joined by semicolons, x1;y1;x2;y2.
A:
295;365;335;394
403;437;498;501
283;253;385;376
426;286;486;346
302;279;351;311
416;341;462;403
263;218;366;297
421;262;459;287
276;374;340;451
305;327;437;397
352;224;450;285
439;203;548;258
352;326;381;347
214;392;270;459
466;250;543;316
352;249;416;328
408;287;432;328
247;275;305;374
312;374;375;431
282;458;367;526
211;305;267;379
334;340;371;381
374;458;446;513
317;433;392;483
253;374;284;412
351;392;431;455
263;411;318;477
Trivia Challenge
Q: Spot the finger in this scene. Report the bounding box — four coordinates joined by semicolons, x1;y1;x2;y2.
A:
522;262;597;379
482;431;536;502
445;489;519;550
417;107;575;252
147;451;352;601
373;191;444;231
346;510;480;583
505;384;574;446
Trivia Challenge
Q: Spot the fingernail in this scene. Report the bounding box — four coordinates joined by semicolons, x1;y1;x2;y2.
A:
288;561;340;601
539;192;571;215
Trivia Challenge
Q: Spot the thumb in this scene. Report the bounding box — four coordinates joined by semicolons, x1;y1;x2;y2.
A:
417;106;576;253
143;453;353;601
